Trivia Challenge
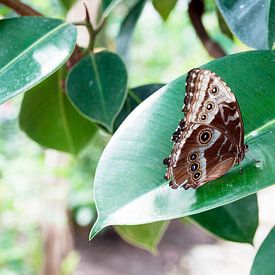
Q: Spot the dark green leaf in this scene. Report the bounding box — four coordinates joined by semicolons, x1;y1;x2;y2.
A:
152;0;177;20
19;69;97;155
114;84;165;131
116;0;146;63
66;51;128;132
190;194;258;243
216;0;275;49
250;227;275;275
90;50;275;238
0;17;76;104
115;221;168;253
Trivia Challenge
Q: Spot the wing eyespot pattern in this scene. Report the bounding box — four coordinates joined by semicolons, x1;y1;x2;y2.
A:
189;162;200;172
192;171;202;181
211;85;219;94
200;113;207;122
188;152;198;162
199;130;212;144
205;101;214;111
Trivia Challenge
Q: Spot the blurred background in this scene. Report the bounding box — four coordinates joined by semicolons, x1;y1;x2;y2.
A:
0;0;274;274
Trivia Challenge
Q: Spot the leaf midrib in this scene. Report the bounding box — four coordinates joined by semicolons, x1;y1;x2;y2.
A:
0;20;67;77
57;70;76;154
89;54;108;123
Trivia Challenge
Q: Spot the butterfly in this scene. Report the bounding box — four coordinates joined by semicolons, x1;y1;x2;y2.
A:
163;68;248;190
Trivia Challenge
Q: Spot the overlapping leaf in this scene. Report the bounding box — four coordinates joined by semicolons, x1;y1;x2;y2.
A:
116;0;146;63
114;84;164;130
0;17;76;104
19;69;97;155
90;50;275;238
190;194;258;243
216;0;275;49
115;221;168;253
152;0;177;20
66;51;128;132
250;227;275;275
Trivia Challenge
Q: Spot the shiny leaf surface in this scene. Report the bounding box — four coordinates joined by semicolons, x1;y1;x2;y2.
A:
116;0;146;63
190;194;258;243
90;51;275;238
152;0;178;20
66;51;128;132
19;69;97;155
115;221;168;253
216;0;275;49
0;17;76;104
250;227;275;275
114;84;165;131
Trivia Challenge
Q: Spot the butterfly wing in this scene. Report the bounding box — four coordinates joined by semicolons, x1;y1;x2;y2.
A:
164;69;246;189
166;124;236;189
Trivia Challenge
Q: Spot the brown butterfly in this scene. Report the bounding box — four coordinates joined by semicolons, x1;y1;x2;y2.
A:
163;68;248;190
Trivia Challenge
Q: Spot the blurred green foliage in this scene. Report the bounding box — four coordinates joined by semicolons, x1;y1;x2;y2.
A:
0;0;251;273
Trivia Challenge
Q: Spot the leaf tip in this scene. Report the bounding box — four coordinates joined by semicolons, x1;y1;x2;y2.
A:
89;219;105;240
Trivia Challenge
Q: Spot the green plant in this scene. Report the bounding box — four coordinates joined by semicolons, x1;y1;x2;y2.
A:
0;0;274;274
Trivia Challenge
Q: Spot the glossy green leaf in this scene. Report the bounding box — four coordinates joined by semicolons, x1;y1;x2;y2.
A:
114;84;165;131
115;221;168;253
116;0;146;63
102;0;121;17
189;194;258;243
152;0;177;20
250;227;275;275
19;69;97;155
66;51;128;132
216;0;275;49
90;50;275;238
0;17;76;104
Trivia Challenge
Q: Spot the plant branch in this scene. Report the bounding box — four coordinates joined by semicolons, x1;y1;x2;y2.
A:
82;3;106;54
0;0;42;16
188;0;226;58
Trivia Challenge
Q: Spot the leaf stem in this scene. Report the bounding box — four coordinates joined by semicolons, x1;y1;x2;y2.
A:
0;0;42;15
188;0;226;58
81;3;106;55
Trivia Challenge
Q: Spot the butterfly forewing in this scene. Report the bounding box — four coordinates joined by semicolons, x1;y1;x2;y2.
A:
164;69;246;190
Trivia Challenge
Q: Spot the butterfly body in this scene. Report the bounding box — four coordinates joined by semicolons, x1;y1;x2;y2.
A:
164;68;247;190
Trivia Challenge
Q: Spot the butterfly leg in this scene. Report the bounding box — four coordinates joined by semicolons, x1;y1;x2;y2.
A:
247;152;261;164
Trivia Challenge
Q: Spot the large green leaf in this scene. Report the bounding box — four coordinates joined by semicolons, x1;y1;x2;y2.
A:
0;17;76;104
114;84;165;131
250;227;275;275
116;0;146;63
152;0;177;20
189;194;258;244
115;221;168;253
90;50;275;238
19;69;97;155
66;51;128;133
216;0;275;49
